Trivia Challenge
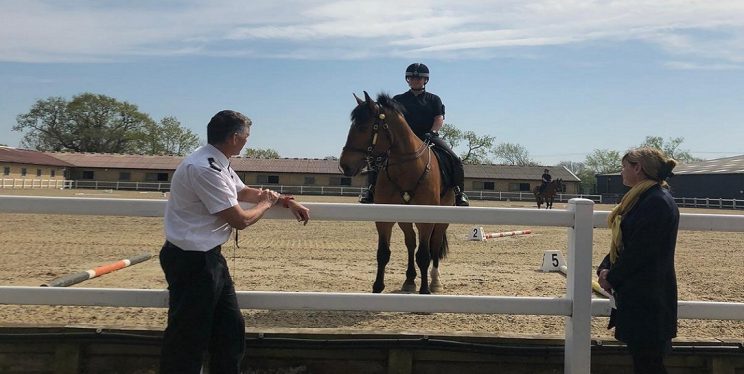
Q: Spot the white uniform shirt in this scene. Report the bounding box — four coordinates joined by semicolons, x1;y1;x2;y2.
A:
165;144;246;252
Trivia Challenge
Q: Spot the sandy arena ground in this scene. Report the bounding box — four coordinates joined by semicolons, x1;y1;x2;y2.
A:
0;189;742;343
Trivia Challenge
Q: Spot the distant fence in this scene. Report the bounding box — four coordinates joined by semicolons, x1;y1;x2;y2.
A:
674;197;743;210
0;178;72;189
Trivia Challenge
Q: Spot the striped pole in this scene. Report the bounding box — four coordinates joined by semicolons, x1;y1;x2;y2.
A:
42;253;152;287
483;229;532;239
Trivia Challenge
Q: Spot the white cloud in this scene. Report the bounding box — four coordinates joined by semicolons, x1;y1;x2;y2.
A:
1;0;744;64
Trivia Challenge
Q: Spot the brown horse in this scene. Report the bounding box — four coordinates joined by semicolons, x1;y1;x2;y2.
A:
339;92;454;294
534;178;565;209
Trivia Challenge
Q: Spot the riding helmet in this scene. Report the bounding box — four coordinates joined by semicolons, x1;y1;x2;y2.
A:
405;63;430;80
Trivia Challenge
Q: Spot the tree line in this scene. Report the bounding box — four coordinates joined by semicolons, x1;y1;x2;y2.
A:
13;93;700;193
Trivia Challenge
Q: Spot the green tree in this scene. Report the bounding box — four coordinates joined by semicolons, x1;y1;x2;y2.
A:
244;148;280;158
439;123;463;149
14;93;153;153
492;142;537;166
136;116;200;156
580;149;622;194
460;131;495;164
639;136;700;163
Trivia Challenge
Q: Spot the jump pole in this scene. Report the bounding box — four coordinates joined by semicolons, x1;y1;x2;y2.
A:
558;265;611;299
42;253;153;287
469;227;532;241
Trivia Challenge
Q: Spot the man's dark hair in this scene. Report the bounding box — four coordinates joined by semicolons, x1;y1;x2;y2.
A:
207;110;252;145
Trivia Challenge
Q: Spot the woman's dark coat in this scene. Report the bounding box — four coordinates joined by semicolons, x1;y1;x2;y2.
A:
598;184;679;344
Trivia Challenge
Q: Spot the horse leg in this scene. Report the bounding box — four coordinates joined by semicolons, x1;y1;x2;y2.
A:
373;222;394;293
398;222;417;293
428;223;448;293
415;223;435;294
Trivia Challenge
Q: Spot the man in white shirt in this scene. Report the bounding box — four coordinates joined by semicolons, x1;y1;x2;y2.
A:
160;110;310;374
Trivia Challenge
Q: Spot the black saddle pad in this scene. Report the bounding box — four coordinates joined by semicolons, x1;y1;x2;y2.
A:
430;145;455;192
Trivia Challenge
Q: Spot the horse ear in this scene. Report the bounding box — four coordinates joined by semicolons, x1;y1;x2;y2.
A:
353;93;364;105
363;91;376;111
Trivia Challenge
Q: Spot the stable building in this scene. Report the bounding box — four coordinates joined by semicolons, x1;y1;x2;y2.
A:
0;146;71;188
596;155;744;200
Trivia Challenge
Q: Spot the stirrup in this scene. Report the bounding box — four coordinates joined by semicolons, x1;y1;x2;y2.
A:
359;189;374;204
456;192;469;206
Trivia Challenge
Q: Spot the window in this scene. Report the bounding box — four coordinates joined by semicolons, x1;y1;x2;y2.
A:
256;175;280;184
119;172;131;181
37;169;42;177
508;182;531;192
82;170;94;179
330;177;352;186
482;181;495;190
3;167;9;176
50;169;55;177
304;176;315;185
146;172;169;182
21;168;27;177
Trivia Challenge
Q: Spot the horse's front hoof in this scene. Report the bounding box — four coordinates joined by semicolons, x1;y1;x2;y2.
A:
419;287;431;295
373;283;385;293
401;280;416;293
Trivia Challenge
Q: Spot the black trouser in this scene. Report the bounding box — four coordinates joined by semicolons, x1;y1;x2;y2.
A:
159;241;245;374
427;135;465;192
627;339;671;374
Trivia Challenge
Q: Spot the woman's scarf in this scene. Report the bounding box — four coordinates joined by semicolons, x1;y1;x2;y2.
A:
607;179;658;264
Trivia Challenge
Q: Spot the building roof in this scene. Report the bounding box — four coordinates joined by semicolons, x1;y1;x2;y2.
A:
598;154;744;176
673;155;744;175
48;152;183;170
16;149;582;181
465;164;580;182
0;146;73;167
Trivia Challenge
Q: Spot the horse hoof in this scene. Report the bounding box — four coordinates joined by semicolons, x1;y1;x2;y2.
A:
430;282;442;293
419;288;431;295
401;281;416;293
373;284;385;293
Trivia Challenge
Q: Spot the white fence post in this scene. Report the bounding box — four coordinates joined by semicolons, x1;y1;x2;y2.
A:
565;198;594;374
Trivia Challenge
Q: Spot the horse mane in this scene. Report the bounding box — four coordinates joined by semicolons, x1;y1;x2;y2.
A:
376;93;406;115
350;92;406;125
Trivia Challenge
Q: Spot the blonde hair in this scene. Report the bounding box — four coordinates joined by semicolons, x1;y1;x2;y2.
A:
622;147;677;188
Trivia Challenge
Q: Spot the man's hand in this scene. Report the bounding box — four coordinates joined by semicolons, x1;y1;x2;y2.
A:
287;200;310;225
257;188;280;206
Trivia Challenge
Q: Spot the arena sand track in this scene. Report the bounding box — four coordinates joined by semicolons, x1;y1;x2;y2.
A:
0;189;742;342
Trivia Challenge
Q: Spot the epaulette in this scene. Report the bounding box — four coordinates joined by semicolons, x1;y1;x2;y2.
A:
207;157;222;172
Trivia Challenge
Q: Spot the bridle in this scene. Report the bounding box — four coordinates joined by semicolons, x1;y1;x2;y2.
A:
341;103;432;203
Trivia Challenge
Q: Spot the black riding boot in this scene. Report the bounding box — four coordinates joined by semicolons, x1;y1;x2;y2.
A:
454;186;469;206
359;169;378;204
453;163;469;207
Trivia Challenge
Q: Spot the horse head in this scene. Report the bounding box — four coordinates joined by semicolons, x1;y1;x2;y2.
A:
339;91;396;177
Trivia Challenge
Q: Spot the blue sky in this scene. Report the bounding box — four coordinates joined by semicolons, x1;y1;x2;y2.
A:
1;0;743;165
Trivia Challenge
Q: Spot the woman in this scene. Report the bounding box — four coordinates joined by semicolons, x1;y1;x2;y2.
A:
597;147;679;374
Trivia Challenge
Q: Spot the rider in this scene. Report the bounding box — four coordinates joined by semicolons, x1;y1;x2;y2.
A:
539;168;552;194
359;62;469;206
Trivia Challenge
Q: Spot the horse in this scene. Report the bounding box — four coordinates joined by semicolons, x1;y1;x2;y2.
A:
534;178;565;209
339;91;454;294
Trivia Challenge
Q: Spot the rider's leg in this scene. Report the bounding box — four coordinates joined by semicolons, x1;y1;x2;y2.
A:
359;167;378;204
428;136;469;206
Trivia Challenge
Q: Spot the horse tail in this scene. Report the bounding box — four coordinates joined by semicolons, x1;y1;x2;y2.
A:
439;231;449;259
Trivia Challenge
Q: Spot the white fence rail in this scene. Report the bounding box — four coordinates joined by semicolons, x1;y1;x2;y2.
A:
1;196;743;374
0;178;72;189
